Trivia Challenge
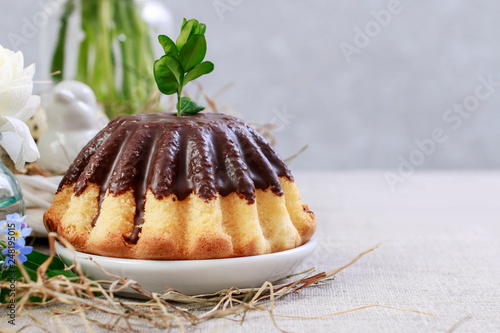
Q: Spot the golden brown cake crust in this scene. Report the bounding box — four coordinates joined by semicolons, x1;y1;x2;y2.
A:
44;178;316;260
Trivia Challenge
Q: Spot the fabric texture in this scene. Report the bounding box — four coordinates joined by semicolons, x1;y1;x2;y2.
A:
1;171;499;332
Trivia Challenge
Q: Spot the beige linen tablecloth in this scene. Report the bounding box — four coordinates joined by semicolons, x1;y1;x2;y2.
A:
2;171;499;332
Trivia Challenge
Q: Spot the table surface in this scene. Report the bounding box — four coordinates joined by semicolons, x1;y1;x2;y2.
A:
2;171;500;332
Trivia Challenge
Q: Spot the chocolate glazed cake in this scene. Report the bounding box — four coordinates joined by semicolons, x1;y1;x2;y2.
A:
44;113;316;259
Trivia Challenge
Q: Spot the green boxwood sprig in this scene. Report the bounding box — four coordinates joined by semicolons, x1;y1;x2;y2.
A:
154;18;215;116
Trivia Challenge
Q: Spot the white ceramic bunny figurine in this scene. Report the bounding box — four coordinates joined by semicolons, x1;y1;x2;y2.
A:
37;81;100;173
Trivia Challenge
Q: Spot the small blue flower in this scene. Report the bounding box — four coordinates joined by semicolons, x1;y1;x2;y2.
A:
0;213;31;246
0;219;9;234
2;243;33;266
4;213;26;224
13;222;32;247
1;213;27;232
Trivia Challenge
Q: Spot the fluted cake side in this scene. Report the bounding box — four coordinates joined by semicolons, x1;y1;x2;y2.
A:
44;113;316;259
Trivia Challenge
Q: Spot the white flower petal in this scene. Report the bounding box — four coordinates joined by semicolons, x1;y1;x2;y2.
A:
0;84;33;116
0;46;22;83
13;95;40;123
0;44;39;170
21;63;36;81
11;51;25;77
0;130;23;164
0;44;10;65
0;116;40;170
1;74;34;91
0;58;13;84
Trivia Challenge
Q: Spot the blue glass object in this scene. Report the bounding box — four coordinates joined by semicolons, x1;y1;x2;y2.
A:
0;150;25;221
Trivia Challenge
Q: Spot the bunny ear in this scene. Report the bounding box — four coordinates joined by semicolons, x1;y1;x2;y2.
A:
55;88;75;104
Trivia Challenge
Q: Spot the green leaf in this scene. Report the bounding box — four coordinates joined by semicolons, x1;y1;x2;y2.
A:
0;265;36;303
179;34;207;72
46;269;77;278
179;96;205;114
199;23;206;35
154;18;213;115
158;35;178;59
0;250;77;304
4;264;38;282
154;55;184;95
24;251;75;278
26;251;64;270
183;61;214;87
176;19;200;50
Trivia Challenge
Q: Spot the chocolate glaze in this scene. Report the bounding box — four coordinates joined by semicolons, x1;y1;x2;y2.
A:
58;113;294;243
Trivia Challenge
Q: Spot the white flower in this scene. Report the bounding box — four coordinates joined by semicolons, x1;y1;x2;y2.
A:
0;44;40;170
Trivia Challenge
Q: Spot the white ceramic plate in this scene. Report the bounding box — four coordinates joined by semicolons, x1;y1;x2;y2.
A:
55;237;317;297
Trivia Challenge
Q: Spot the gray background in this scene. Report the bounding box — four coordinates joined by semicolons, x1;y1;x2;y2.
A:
1;0;499;170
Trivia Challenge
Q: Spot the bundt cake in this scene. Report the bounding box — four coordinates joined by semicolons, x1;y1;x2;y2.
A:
44;113;316;260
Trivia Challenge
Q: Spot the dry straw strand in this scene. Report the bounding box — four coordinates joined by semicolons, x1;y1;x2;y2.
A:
0;235;412;332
